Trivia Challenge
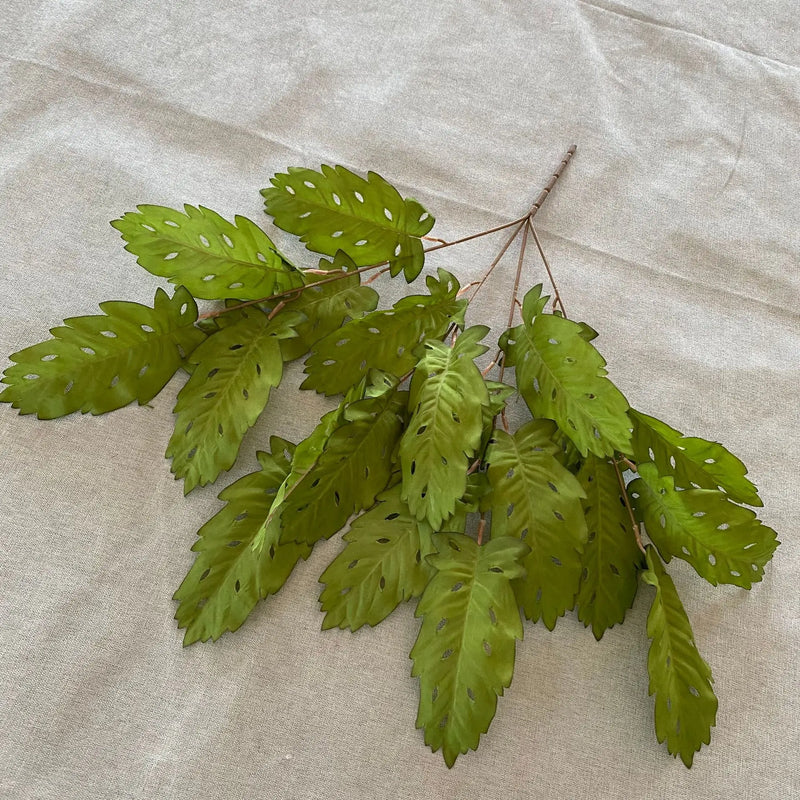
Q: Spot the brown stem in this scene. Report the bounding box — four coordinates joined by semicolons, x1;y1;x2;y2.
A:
612;457;646;555
529;222;567;318
476;513;487;546
197;216;529;321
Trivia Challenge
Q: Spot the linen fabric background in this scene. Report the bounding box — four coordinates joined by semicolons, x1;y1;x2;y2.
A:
1;2;798;798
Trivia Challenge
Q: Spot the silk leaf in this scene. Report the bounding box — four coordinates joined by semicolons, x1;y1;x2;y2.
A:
166;307;301;493
629;408;762;507
174;441;312;645
302;269;466;396
277;388;408;546
500;284;632;457
278;251;379;361
262;164;434;281
318;485;436;631
400;325;491;529
642;546;717;768
111;205;301;300
411;533;528;768
0;286;204;419
629;464;778;589
576;456;645;639
485;419;587;629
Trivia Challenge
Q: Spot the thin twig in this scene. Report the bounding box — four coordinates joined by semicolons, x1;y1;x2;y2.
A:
466;219;528;304
612;457;646;555
198;216;528;321
496;221;530;386
529;222;567;318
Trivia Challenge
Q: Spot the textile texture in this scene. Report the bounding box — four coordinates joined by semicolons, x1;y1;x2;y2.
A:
0;2;797;798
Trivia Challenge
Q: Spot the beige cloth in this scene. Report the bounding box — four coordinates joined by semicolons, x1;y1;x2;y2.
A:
1;2;798;798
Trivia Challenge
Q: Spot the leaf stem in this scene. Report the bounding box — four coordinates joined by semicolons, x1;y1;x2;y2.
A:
612;456;647;555
197;215;529;321
529;222;567;318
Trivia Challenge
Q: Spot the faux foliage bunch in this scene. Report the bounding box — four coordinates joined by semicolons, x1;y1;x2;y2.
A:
1;151;778;768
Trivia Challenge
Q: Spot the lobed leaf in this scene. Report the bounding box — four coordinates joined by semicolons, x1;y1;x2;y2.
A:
630;408;762;507
0;287;204;419
500;284;632;458
262;164;434;281
277;250;379;362
411;533;529;768
575;456;645;639
400;326;491;529
276;388;408;546
629;464;778;589
166;307;301;493
642;546;717;767
173;440;311;645
485;419;587;628
318;485;436;631
302;268;466;396
111;205;301;300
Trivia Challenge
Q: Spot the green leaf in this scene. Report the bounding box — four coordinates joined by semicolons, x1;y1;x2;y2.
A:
262;164;435;281
629;408;762;507
318;485;436;631
166;307;301;493
411;533;528;768
302;268;466;396
500;284;632;458
277;251;379;362
575;456;645;639
0;287;205;419
276;388;408;546
111;205;301;300
629;464;778;589
173;441;312;645
642;546;717;768
400;326;491;529
485;419;587;628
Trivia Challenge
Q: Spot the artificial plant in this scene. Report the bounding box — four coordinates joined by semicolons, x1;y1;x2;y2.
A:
0;147;778;768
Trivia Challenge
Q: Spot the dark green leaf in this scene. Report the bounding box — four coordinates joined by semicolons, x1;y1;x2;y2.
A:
302;268;466;396
262;164;434;281
575;456;645;639
411;533;528;768
173;441;311;645
485;419;587;628
630;408;762;507
642;546;717;768
318;485;435;631
276;388;408;545
111;205;301;300
629;464;778;588
400;326;491;529
500;284;632;458
0;287;205;419
166;307;300;493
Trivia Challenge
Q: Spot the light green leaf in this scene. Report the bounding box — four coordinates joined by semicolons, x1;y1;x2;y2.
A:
111;205;301;300
278;251;379;362
642;546;717;768
173;440;311;645
262;164;435;281
302;269;466;396
629;464;778;589
411;533;528;768
629;408;762;507
500;284;632;458
485;419;587;629
400;326;491;529
575;456;645;639
318;485;435;631
0;287;205;419
166;307;301;493
276;388;408;546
